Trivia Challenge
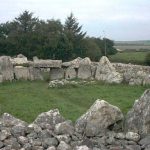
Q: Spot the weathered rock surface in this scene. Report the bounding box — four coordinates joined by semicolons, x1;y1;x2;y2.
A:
1;96;150;149
78;65;92;79
113;63;150;85
28;67;43;80
0;56;14;81
65;67;77;79
78;58;92;79
54;120;74;135
95;56;123;83
75;100;124;137
32;59;62;68
10;54;28;65
125;89;150;136
50;68;64;80
34;109;65;129
48;79;95;88
62;57;82;68
14;66;30;80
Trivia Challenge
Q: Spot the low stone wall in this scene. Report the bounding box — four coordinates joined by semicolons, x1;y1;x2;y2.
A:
0;54;150;85
0;89;150;149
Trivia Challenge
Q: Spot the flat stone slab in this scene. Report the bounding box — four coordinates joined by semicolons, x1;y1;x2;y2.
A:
32;60;62;68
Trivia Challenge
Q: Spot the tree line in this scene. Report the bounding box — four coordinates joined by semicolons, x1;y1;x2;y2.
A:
0;11;117;61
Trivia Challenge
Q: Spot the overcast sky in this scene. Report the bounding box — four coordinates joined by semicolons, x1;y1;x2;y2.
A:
0;0;150;41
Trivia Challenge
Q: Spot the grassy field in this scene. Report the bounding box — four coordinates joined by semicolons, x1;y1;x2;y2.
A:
114;45;150;51
109;51;149;65
0;81;149;123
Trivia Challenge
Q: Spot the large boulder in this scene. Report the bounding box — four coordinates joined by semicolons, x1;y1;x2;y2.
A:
95;56;123;83
78;65;92;79
0;56;14;81
125;89;150;136
65;67;77;79
50;68;64;80
14;66;30;80
28;67;43;80
75;100;123;137
78;58;92;79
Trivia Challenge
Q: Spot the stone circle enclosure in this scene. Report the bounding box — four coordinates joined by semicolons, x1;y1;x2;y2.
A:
0;54;150;85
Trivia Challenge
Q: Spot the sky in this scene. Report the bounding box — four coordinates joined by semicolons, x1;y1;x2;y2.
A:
0;0;150;41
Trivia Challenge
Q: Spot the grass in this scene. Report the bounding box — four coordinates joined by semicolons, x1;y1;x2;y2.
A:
0;81;149;123
109;51;149;65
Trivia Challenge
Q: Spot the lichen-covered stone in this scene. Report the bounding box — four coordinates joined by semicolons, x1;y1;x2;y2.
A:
75;100;123;137
125;89;150;136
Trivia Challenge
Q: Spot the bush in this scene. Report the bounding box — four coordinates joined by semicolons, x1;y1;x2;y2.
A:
145;52;150;65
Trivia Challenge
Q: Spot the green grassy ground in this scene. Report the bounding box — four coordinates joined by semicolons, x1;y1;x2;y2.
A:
109;51;149;65
0;81;149;123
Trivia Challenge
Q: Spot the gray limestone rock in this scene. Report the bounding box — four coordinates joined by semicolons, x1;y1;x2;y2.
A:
95;56;123;83
75;100;123;137
50;68;64;80
125;89;150;136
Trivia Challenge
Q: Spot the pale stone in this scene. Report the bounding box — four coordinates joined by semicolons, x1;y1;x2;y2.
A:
75;100;123;137
95;56;123;83
78;65;92;79
125;89;150;136
14;66;30;80
50;68;64;80
32;59;62;68
0;56;14;81
65;67;76;79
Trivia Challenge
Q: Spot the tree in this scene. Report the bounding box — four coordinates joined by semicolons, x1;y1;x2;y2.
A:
94;38;117;56
14;10;38;33
81;37;102;61
64;13;86;58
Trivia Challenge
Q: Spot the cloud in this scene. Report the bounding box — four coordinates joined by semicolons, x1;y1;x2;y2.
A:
0;0;150;40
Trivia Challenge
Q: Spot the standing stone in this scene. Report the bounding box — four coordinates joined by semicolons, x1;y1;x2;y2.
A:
78;65;92;79
0;74;3;83
65;67;76;79
0;56;14;81
95;56;123;83
28;67;43;80
14;66;30;80
75;100;123;137
50;68;64;80
78;57;92;79
125;89;150;136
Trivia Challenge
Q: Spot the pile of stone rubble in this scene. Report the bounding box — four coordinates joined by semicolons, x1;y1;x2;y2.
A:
0;89;150;150
48;79;96;88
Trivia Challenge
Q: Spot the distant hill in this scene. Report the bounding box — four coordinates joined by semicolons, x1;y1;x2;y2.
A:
115;40;150;46
114;40;150;51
